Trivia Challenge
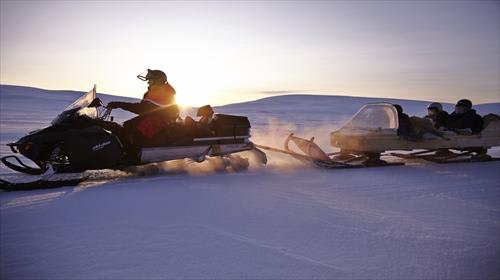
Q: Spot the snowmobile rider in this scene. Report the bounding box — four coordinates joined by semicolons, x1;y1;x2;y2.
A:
105;69;179;148
424;102;449;129
445;99;483;134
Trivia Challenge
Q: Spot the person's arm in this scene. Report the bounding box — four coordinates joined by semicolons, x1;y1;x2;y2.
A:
108;101;157;115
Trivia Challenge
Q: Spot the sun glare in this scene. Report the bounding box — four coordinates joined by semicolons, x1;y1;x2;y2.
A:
168;63;230;108
174;84;214;108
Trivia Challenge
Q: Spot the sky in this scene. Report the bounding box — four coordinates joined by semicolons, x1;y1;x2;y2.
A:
1;1;499;106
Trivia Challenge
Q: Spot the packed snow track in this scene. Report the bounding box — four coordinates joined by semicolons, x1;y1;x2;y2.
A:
1;85;499;279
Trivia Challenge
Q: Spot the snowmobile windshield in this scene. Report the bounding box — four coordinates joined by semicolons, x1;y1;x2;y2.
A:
343;103;399;130
51;85;98;125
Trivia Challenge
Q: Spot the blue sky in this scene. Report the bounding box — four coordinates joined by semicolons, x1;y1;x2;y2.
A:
1;1;499;106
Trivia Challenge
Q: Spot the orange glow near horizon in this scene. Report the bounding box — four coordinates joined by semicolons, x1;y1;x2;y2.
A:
1;1;499;106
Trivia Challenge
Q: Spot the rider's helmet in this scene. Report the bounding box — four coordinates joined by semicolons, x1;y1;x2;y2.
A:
427;102;443;111
456;99;472;109
454;99;472;114
137;69;167;84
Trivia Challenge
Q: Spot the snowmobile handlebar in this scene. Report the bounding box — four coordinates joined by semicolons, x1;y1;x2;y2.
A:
88;97;114;120
89;98;116;111
100;107;113;121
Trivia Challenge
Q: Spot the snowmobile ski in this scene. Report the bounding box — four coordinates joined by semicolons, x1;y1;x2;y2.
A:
1;155;46;175
0;177;88;191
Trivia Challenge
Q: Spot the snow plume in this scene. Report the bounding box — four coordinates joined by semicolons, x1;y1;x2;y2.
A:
85;169;132;180
249;117;347;169
127;155;251;177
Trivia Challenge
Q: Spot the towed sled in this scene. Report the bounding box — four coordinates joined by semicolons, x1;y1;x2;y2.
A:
257;103;500;168
330;103;500;164
0;85;267;190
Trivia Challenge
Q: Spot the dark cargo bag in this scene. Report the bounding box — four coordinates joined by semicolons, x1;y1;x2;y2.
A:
212;114;250;137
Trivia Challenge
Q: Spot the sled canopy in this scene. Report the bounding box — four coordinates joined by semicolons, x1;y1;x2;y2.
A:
343;103;399;131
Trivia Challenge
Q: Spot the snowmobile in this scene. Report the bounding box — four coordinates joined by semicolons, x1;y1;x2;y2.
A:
256;103;500;168
0;85;267;190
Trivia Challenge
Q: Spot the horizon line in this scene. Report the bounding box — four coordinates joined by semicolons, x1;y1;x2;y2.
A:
1;83;498;107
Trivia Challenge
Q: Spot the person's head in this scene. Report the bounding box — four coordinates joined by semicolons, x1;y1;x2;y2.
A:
393;104;403;115
427;102;443;116
138;69;167;86
197;105;214;122
454;99;472;114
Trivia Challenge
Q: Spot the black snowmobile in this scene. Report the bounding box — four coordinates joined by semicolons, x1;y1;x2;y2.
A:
0;85;267;190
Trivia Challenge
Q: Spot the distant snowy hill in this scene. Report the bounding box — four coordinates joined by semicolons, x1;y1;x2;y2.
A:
1;84;499;279
3;84;497;149
219;94;499;126
2;85;498;128
0;84;139;126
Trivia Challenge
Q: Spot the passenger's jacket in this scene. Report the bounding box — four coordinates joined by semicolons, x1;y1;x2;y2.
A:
425;111;449;129
446;109;483;134
114;83;179;139
397;112;411;136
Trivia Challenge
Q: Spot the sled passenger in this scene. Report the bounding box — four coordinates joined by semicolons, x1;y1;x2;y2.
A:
425;102;449;129
183;105;215;138
393;104;444;140
393;104;411;136
445;99;483;134
104;69;179;149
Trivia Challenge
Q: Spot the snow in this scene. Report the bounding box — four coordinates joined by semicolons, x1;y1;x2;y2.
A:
1;85;499;279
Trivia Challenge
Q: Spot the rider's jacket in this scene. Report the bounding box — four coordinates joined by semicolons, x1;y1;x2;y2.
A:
143;83;176;107
118;83;179;139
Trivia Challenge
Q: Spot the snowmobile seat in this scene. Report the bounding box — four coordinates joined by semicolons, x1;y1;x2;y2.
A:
140;122;193;147
135;112;251;148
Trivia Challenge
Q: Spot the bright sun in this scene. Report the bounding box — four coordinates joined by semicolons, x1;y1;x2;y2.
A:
170;69;223;108
174;85;214;108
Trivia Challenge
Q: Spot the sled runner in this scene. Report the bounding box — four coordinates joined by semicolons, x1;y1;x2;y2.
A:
0;85;267;190
389;149;499;164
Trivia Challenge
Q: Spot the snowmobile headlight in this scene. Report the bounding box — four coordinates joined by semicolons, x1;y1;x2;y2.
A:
23;143;32;152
